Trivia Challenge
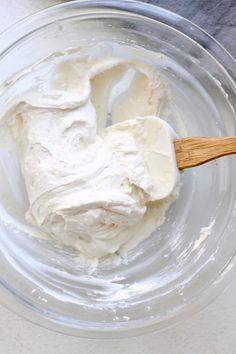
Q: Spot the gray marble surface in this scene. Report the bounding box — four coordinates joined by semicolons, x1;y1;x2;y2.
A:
143;0;236;57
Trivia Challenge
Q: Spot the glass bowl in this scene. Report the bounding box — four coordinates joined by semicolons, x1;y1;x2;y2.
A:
0;0;235;339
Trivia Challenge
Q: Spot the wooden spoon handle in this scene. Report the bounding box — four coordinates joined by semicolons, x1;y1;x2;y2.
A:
174;136;236;170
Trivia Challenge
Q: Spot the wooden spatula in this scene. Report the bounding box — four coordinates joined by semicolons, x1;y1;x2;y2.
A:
174;137;236;169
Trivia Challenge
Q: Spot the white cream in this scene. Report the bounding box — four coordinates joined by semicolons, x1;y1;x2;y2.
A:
3;49;179;258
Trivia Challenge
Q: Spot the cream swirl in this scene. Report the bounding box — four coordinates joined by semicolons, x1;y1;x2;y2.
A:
5;48;179;258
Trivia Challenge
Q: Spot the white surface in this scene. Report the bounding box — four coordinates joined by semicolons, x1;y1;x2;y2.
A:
1;1;236;353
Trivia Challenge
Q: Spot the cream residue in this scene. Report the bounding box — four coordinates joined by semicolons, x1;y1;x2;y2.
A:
192;219;215;251
3;48;179;259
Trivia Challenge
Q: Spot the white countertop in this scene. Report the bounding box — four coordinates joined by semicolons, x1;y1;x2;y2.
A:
1;1;236;353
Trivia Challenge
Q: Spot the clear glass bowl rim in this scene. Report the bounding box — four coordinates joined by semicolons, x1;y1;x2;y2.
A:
0;0;235;339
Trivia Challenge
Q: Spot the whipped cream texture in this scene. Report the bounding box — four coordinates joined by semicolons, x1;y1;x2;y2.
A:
4;48;179;258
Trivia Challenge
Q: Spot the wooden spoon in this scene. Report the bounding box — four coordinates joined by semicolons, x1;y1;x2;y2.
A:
174;136;236;169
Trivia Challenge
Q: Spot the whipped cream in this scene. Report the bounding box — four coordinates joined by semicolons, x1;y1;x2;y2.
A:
3;48;179;258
